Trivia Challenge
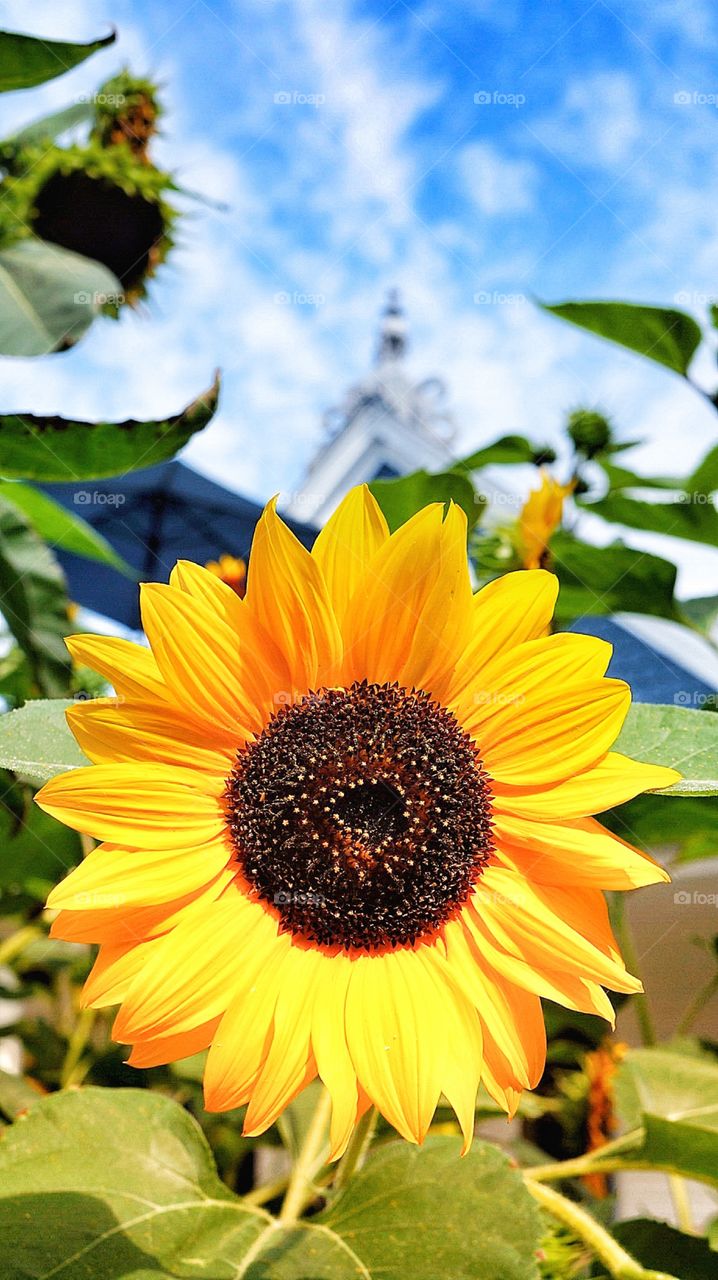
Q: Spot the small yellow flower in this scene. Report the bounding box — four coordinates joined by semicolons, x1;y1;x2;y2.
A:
519;471;574;569
36;486;678;1158
205;554;246;598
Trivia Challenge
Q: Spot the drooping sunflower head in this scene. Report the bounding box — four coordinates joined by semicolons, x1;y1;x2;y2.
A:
36;486;679;1158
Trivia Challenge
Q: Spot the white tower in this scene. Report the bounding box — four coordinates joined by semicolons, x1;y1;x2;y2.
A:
285;292;457;525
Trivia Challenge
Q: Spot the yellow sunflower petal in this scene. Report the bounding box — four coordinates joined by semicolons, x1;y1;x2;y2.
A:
312;485;389;629
66;634;167;702
493;814;669;889
243;947;324;1135
454;632;615;735
49;869;236;946
115;887;285;1042
170;560;292;710
46;836;232;912
453;907;617;1022
416;947;483;1153
36;763;224;848
445;570;558;703
140;583;264;734
67;698;239;768
126;1018;220;1068
310;952;363;1160
476;867;641;994
342;503;473;698
345;948;442;1145
82;940;157;1009
493;752;681;820
204;935;292;1112
479;678;630;787
245;499;342;693
444;918;544;1088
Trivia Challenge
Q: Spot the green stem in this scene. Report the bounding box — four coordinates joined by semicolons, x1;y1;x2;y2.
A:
332;1106;378;1196
60;1007;97;1088
611;894;656;1046
244;1174;290;1207
278;1086;333;1224
667;1175;695;1235
676;970;718;1037
0;923;41;967
526;1179;680;1280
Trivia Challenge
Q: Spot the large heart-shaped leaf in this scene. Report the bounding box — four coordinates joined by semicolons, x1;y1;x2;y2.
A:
0;482;133;572
0;240;122;356
0;375;220;480
370;467;482;532
612;1220;718;1280
0;29;115;92
541;299;702;376
550;531;680;623
583;490;718;549
614;704;718;796
0;1088;542;1279
0;699;88;786
610;1048;718;1189
0;497;72;695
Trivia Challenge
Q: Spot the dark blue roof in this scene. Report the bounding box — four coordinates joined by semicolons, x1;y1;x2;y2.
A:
41;460;317;630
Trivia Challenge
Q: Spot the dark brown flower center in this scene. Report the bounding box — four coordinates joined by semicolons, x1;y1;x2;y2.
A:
225;680;493;951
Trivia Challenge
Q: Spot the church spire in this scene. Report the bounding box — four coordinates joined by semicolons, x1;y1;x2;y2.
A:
375;288;407;365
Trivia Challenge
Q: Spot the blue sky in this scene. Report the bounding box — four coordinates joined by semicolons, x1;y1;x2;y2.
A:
3;0;718;594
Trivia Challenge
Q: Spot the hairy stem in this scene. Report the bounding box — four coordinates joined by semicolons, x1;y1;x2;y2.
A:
526;1179;680;1280
278;1086;333;1224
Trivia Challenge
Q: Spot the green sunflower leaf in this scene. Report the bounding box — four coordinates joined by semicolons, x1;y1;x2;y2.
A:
612;1219;718;1280
614;704;718;796
0;374;221;480
369;466;483;532
550;531;681;623
454;434;537;470
608;1048;718;1190
0;1088;542;1279
540;299;703;376
0;482;134;573
0;240;122;356
0;698;88;785
0;29;115;92
0;497;73;696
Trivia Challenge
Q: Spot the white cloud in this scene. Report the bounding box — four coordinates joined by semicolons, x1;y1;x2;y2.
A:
459;140;538;215
533;71;644;169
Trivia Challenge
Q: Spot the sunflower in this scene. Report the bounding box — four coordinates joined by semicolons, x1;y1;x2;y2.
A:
36;486;678;1158
205;553;247;598
519;470;574;569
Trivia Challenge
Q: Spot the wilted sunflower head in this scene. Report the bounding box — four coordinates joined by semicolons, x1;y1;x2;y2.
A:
36;486;678;1158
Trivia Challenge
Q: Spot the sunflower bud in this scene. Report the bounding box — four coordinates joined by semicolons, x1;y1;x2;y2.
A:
566;409;613;459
